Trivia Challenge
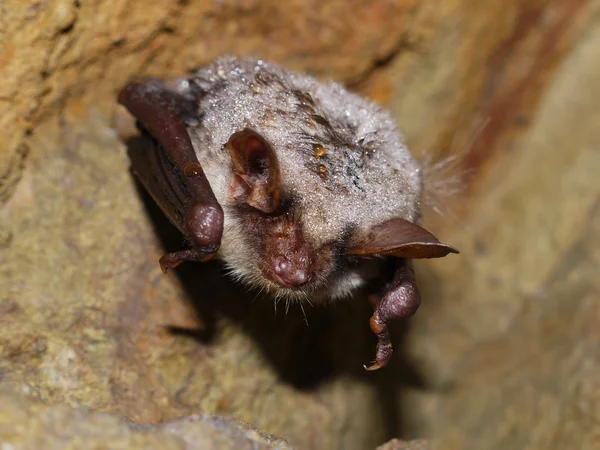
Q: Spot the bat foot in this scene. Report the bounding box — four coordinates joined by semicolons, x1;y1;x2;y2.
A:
364;260;421;371
159;249;216;274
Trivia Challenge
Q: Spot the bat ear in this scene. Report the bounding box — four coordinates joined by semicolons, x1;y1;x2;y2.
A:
226;128;281;213
347;218;459;259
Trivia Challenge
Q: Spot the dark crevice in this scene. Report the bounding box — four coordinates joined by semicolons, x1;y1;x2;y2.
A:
58;22;75;35
347;36;421;89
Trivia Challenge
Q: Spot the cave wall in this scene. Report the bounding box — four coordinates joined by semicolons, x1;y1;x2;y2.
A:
1;0;599;448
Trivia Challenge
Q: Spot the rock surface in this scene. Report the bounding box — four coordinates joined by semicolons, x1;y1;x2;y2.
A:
1;0;599;449
0;110;389;449
0;0;417;203
407;5;600;448
0;389;289;449
375;439;429;450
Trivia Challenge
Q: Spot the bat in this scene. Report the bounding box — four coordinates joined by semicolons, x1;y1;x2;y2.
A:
117;56;459;371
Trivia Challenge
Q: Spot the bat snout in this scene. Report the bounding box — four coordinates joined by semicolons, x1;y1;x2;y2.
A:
269;255;312;288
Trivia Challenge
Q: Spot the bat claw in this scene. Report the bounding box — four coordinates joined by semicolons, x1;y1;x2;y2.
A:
364;341;393;371
363;362;383;372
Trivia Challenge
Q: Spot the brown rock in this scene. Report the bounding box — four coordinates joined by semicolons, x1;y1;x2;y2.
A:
391;1;600;448
0;389;290;449
0;111;388;449
3;0;600;448
376;439;429;450
405;0;600;386
0;0;417;203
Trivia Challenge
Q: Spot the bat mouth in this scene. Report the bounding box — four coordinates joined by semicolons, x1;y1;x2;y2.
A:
269;273;310;290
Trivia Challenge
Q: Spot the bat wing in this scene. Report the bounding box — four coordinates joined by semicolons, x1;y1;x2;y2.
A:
118;81;223;245
347;217;459;259
125;133;189;232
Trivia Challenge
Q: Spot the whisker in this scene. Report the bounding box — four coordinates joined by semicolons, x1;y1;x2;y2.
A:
299;302;309;326
251;285;266;305
466;116;491;154
304;295;314;308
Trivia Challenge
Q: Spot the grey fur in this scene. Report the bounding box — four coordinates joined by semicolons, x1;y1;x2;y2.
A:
171;56;423;300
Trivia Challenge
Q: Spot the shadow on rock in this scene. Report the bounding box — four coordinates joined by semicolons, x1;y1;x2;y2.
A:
132;169;429;439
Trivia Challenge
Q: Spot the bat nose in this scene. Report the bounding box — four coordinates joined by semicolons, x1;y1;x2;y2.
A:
271;255;311;288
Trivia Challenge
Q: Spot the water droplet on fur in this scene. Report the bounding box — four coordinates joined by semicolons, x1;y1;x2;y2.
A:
313;144;326;158
255;72;269;85
294;90;314;105
318;164;328;181
298;103;315;114
310;115;329;127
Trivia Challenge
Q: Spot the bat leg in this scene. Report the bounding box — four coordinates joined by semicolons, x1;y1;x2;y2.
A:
160;249;216;274
364;259;421;371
